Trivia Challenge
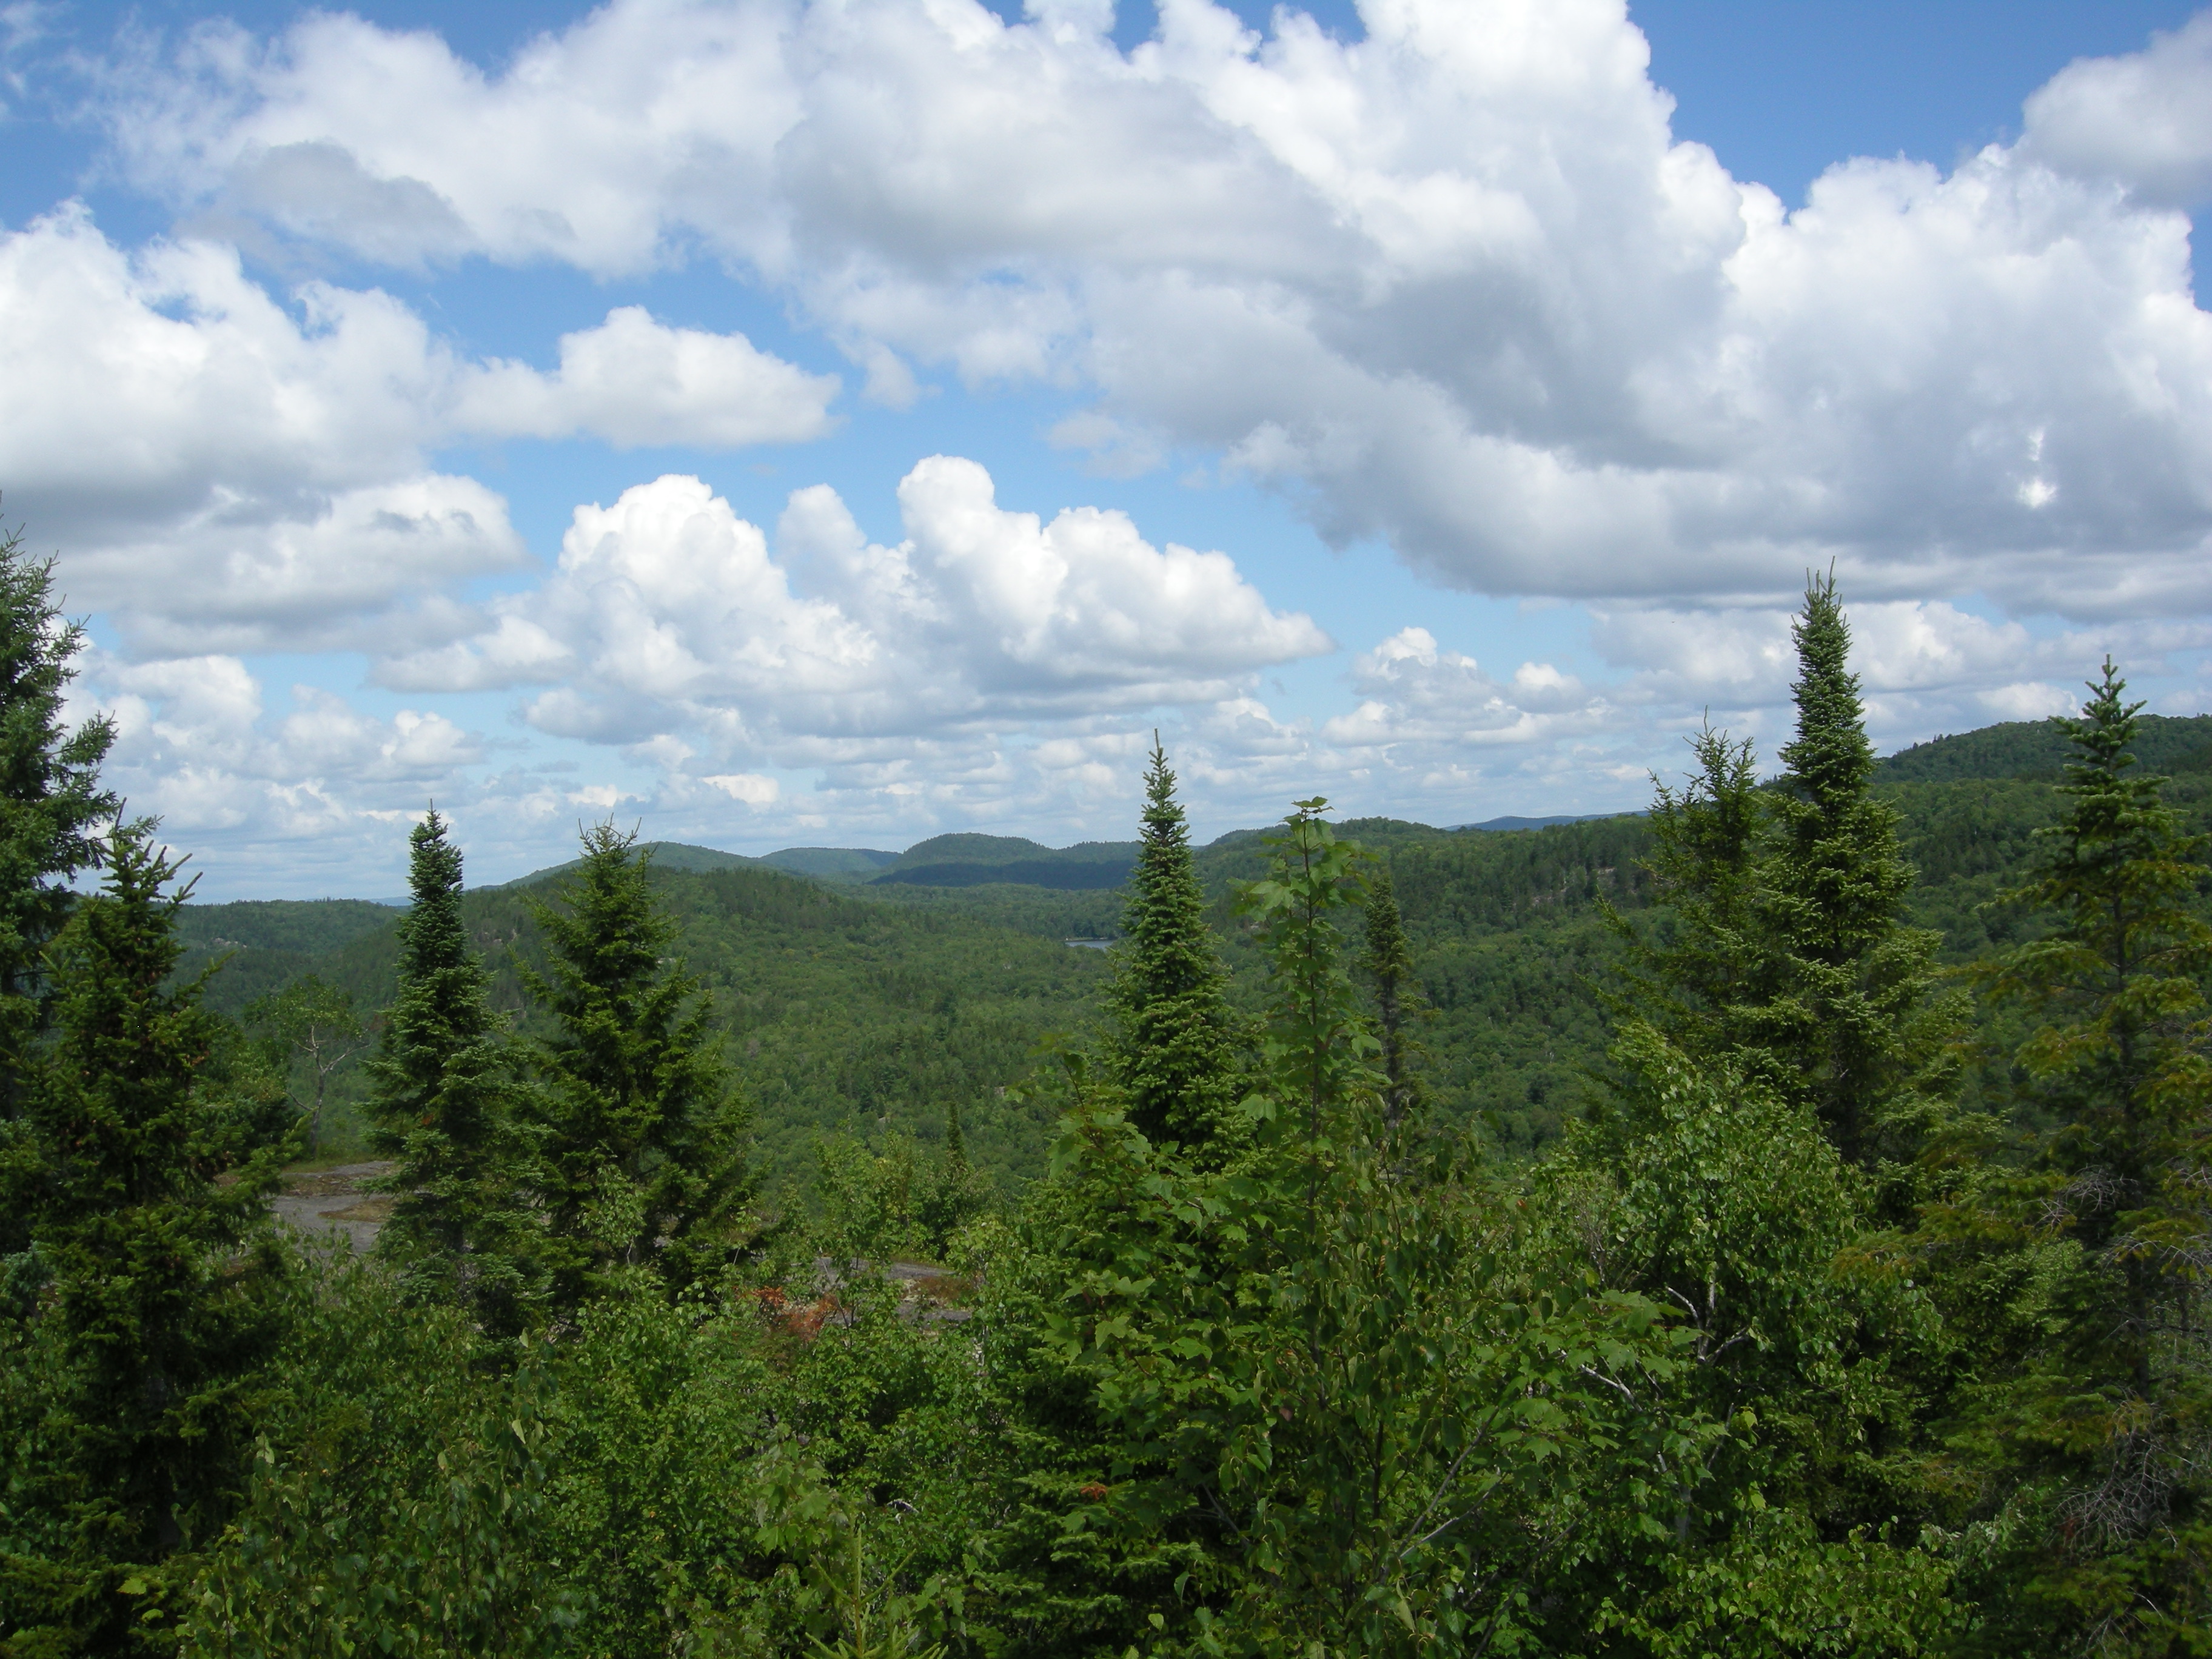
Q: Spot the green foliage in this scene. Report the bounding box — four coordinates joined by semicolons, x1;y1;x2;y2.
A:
173;1259;580;1657
1235;800;1376;1124
1008;805;1709;1657
173;900;399;964
365;810;540;1330
612;867;1107;1186
1937;662;2212;1654
1606;723;1768;1066
869;833;1138;891
0;824;291;1654
1309;816;1655;1150
176;706;2212;1179
803;1131;987;1265
1760;574;1960;1175
1978;662;2212;1262
523;826;756;1310
1539;1025;1960;1648
1593;1504;1960;1657
1881;713;2212;785
1102;741;1246;1154
16;635;2205;1655
1358;864;1427;1125
183;865;1105;1187
0;529;120;1258
240;977;360;1155
173;1243;987;1658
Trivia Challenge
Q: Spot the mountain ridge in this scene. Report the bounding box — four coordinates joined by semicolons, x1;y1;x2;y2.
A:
246;712;2212;907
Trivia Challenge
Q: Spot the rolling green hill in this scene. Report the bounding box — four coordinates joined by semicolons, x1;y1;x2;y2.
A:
494;840;766;888
181;863;1109;1187
178;713;2212;1181
868;832;1142;890
757;846;899;880
1877;711;2212;783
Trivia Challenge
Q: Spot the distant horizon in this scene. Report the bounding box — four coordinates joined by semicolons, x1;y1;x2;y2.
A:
166;705;2212;905
7;1;2207;899
179;810;1638;907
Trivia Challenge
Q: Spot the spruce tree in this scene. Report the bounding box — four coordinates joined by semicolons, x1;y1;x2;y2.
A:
1950;662;2212;1647
366;810;535;1327
944;1099;967;1180
1;823;288;1650
1760;574;1956;1171
1102;739;1244;1152
1980;661;2211;1387
1605;722;1771;1067
1358;865;1427;1127
0;526;121;1256
523;825;753;1310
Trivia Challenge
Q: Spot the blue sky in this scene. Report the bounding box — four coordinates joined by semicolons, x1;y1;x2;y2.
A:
3;0;2210;896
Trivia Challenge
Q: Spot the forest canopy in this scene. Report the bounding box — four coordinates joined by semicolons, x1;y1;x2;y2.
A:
1;538;2207;1656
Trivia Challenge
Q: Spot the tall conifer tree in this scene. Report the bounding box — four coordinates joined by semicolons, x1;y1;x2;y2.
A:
524;825;753;1310
366;810;535;1326
1980;661;2211;1386
1102;739;1244;1153
1947;663;2212;1648
1761;574;1956;1171
2;824;288;1649
1358;865;1426;1128
1606;723;1771;1068
0;526;120;1255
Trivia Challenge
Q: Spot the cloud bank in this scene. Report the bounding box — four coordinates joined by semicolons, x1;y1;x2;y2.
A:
383;455;1332;742
0;206;836;651
86;0;2212;621
0;0;2205;888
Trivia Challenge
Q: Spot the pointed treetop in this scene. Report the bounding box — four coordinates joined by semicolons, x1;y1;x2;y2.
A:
395;806;475;984
2061;657;2146;782
1778;570;1875;809
2019;657;2205;911
1141;732;1187;841
1107;736;1245;1151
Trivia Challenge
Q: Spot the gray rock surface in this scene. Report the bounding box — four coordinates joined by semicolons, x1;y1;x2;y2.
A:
272;1162;394;1255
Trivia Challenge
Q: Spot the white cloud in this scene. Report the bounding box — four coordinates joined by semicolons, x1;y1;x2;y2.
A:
16;0;2212;888
1977;680;2079;721
386;457;1331;748
702;771;779;805
1577;597;2212;759
2023;12;2212;207
73;475;528;657
1322;627;1614;752
0;207;836;648
451;305;839;448
90;653;486;842
88;0;2212;621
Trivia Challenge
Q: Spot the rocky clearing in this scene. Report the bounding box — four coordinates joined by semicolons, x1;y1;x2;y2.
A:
272;1162;394;1254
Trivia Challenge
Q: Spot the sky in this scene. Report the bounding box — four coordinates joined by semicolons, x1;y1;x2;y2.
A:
2;0;2210;897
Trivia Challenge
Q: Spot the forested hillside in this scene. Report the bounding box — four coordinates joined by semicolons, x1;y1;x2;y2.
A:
171;711;2212;1170
178;866;1108;1188
6;546;2210;1654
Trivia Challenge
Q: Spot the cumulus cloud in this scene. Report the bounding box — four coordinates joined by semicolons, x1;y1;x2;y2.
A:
1581;598;2212;753
87;0;2212;620
14;0;2212;888
382;456;1331;749
1323;628;1615;753
2023;12;2212;207
89;652;485;842
451;306;839;448
0;207;837;648
70;475;526;658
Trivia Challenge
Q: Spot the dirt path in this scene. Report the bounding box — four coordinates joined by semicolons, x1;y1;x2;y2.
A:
273;1162;394;1254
